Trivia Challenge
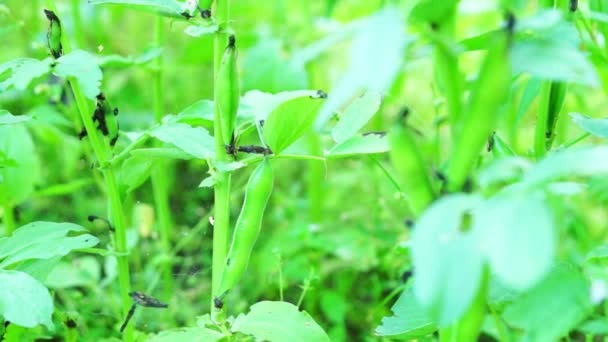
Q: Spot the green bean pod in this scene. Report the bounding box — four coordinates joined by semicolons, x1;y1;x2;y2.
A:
446;17;513;192
217;159;274;296
389;120;435;216
216;35;240;146
43;9;63;59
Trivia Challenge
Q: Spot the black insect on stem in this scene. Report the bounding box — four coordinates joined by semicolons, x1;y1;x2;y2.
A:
237;145;273;155
180;11;194;20
310;90;328;99
119;291;168;333
505;12;516;34
487;132;495;152
570;0;578;12
401;270;413;283
228;34;236;48
404;219;414;229
65;319;77;329
213;297;224;309
200;9;212;18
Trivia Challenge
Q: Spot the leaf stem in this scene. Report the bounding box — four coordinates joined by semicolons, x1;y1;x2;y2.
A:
535;82;552;160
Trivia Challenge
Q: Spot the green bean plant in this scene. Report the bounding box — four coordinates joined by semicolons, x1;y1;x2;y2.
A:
6;0;608;340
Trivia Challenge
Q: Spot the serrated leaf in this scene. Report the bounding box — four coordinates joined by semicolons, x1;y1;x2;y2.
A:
0;270;53;329
331;91;382;143
263;95;325;155
149;327;224;341
89;0;185;19
231;301;330;342
503;265;592;342
0;110;31;125
411;194;484;325
375;288;436;338
570;112;608;138
476;194;555;290
325;134;389;158
148;123;215;159
0;222;99;268
54;50;103;99
0;58;52;91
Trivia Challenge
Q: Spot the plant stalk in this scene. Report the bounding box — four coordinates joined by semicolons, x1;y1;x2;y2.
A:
211;0;231;320
45;2;133;339
2;204;15;236
150;15;174;300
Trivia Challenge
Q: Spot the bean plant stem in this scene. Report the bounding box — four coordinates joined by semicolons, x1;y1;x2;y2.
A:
211;0;231;319
70;0;84;48
44;2;133;340
2;204;15;235
150;15;174;300
306;132;323;223
534;82;552;160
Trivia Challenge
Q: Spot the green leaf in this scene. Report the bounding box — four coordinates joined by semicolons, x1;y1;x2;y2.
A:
89;0;186;19
0;270;53;329
263;95;325;155
511;11;599;86
477;157;531;189
585;245;608;262
411;194;484;325
476;194;555;290
129;147;194;160
45;256;101;289
375;288;436;338
0;110;31;125
0;58;52;91
96;47;163;68
0;125;41;205
241;90;319;121
411;0;459;23
171;99;215;126
522;146;608;186
120;156;153;192
231;301;330;342
316;7;408;128
54;50;103;99
242;38;308;93
184;24;219;37
148;123;215;159
149;327;224;341
570;112;608;138
331;91;382;143
503;265;592;342
325;134;389;158
0;222;99;268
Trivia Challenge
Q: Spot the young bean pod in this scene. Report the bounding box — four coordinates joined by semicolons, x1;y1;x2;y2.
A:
43;9;63;59
216;159;274;296
389;114;435;216
446;15;514;192
216;35;240;147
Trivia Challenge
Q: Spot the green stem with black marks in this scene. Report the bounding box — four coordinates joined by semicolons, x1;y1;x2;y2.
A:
150;15;174;300
211;0;231;320
45;2;133;340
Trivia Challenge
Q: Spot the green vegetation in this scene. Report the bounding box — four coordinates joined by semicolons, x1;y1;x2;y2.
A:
4;0;608;341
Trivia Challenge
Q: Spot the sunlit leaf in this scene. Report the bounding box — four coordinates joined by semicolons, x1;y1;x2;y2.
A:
326;134;389;158
0;110;31;125
375;288;436;338
232;301;330;342
149;327;224;341
89;0;186;19
331;91;382;143
0;125;41;205
0;270;54;329
570;112;608;138
0;58;52;91
148;123;215;159
55;50;103;99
